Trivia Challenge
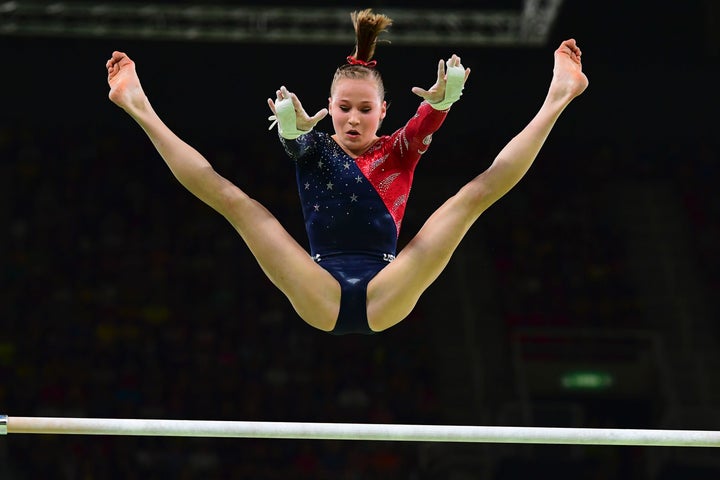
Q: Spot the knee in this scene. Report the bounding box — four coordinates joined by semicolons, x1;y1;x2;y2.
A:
292;294;340;333
456;179;493;217
366;296;416;333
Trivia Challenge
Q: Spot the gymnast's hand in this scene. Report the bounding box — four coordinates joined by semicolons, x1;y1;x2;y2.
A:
411;54;471;108
267;86;328;135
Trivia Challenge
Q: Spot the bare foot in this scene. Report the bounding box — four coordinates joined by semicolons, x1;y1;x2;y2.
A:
548;39;589;104
106;51;148;114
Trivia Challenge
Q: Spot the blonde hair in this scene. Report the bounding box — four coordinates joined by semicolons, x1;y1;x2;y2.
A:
331;9;392;100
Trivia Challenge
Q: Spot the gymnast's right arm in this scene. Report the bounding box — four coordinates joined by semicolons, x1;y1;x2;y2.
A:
106;51;239;216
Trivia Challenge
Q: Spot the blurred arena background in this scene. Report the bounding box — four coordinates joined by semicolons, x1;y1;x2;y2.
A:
1;0;719;478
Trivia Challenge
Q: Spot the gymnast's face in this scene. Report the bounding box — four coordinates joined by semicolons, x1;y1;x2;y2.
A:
328;77;387;158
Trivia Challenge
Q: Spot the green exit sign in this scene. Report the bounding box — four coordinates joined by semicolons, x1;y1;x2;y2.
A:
561;371;614;390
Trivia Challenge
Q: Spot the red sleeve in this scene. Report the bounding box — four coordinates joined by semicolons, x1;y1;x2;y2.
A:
388;101;448;169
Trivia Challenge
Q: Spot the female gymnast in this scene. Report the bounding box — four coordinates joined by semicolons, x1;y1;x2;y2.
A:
106;10;588;335
265;9;469;334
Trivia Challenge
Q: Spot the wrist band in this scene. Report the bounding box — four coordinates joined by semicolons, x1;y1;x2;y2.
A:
269;97;312;140
430;64;465;111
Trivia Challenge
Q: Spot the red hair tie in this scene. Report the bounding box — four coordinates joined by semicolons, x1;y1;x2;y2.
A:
346;56;377;68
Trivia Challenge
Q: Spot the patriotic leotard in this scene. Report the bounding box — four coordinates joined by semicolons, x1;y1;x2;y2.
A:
281;102;448;334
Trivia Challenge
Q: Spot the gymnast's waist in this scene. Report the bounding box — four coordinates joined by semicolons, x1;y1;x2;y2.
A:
311;250;396;264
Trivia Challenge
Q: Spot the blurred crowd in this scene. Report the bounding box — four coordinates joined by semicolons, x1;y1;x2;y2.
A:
1;123;441;479
1;117;718;479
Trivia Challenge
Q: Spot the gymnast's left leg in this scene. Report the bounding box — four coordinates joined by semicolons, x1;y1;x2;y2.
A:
365;180;486;332
366;38;589;332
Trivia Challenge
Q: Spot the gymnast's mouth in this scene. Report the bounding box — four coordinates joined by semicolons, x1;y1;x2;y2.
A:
346;130;360;137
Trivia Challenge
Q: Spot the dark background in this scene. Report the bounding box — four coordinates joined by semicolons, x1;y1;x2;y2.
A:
2;1;719;478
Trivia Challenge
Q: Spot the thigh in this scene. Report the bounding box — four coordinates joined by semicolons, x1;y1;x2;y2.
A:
367;189;480;332
223;190;341;331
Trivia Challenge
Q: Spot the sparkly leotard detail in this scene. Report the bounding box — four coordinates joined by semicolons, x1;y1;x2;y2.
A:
281;101;448;257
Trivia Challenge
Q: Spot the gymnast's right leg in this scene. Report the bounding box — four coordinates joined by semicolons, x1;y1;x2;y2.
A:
106;50;340;331
219;191;341;331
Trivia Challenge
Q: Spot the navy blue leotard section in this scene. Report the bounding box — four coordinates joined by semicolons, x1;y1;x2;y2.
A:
315;253;391;335
282;132;398;258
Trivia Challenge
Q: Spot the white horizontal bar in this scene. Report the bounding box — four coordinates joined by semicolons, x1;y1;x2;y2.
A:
3;416;720;447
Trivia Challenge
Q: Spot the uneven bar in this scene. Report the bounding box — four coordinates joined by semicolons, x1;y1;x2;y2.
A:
2;416;720;447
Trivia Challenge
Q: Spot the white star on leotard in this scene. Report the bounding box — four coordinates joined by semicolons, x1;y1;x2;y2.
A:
304;182;310;190
355;175;363;183
343;161;351;170
317;160;324;168
350;193;358;202
326;181;334;190
313;204;320;211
